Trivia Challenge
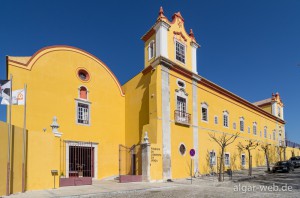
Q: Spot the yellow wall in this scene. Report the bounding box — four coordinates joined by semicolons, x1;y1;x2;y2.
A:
0;122;8;196
8;46;125;189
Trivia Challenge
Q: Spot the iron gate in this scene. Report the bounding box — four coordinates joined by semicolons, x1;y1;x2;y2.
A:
60;141;94;187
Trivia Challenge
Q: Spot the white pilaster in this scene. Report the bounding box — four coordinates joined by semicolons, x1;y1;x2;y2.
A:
154;21;170;58
281;107;284;120
271;102;277;116
161;65;171;180
191;42;199;74
192;79;199;173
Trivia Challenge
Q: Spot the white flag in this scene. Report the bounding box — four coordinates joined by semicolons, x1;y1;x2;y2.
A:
1;89;25;105
0;80;11;99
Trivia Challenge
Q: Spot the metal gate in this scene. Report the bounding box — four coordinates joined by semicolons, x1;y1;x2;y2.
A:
60;141;94;187
119;144;142;183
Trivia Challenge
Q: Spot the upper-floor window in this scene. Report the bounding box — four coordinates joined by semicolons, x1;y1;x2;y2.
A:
253;122;257;135
273;130;276;140
233;122;236;129
148;40;155;60
214;116;218;124
201;102;208;122
248;127;250;134
175;41;185;64
76;86;90;125
223;111;229;128
264;127;267;138
210;151;216;166
278;106;281;117
240;117;244;132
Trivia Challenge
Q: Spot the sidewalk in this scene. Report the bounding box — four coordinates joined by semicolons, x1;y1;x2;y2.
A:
3;166;269;198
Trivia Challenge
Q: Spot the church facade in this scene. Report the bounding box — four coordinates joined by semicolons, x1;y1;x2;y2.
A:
2;7;292;194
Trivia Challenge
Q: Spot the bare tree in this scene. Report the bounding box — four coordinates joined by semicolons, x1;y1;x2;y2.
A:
259;143;271;172
208;132;240;182
237;140;259;176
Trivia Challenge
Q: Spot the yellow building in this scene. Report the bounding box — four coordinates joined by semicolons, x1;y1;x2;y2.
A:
1;7;297;195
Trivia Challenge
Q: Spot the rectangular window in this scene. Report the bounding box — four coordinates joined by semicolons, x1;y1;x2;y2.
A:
175;41;185;64
241;154;246;166
177;96;186;112
223;115;228;127
273;131;276;140
148;41;155;60
202;107;208;121
77;102;90;125
248;127;250;134
233;122;236;129
240;120;244;132
209;151;216;166
214;116;218;124
224;153;230;166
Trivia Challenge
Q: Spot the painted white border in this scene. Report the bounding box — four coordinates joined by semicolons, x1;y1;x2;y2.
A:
239;117;244;132
223;110;229;128
209;150;217;166
65;141;98;179
148;40;155;60
75;99;91;126
201;102;209;123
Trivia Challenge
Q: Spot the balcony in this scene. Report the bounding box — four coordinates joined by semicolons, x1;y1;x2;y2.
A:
279;140;286;147
174;110;191;126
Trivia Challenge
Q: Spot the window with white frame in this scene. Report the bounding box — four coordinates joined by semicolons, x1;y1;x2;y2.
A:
148;40;155;60
77;102;90;125
209;151;216;166
264;127;267;138
260;131;262;137
278;106;281;117
214;116;218;124
223;111;229;127
248;127;250;134
273;130;276;140
241;154;246;166
240;117;244;132
253;122;257;135
201;102;208;122
233;122;236;129
224;153;230;166
175;40;185;64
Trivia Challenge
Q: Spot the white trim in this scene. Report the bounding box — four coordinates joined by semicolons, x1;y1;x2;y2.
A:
176;78;186;89
209;150;217;166
191;42;198;74
65;141;98;179
264;126;267;138
239;117;244;132
75;99;91;126
253;122;257;135
154;21;170;58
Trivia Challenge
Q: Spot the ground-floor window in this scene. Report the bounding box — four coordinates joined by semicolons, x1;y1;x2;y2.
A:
224;153;230;166
241;154;246;166
209;151;216;165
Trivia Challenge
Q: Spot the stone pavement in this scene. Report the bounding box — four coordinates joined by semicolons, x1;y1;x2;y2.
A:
3;166;270;198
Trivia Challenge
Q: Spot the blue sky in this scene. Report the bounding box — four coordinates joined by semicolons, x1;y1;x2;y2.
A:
0;1;299;142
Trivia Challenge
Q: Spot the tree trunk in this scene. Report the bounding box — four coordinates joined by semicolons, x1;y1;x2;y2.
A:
219;148;224;182
265;150;270;172
248;150;252;176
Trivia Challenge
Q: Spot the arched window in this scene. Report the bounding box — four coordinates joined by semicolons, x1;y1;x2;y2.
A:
223;110;229;128
253;122;257;135
264;126;267;138
148;40;155;60
201;102;209;122
239;117;244;132
79;86;88;100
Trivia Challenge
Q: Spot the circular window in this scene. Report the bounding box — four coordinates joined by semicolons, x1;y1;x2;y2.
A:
78;69;90;81
179;144;186;156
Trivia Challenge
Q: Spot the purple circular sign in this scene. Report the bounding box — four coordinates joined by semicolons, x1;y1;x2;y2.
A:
189;149;195;157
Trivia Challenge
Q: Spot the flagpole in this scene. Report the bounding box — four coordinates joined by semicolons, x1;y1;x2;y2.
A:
6;74;12;196
22;84;27;192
